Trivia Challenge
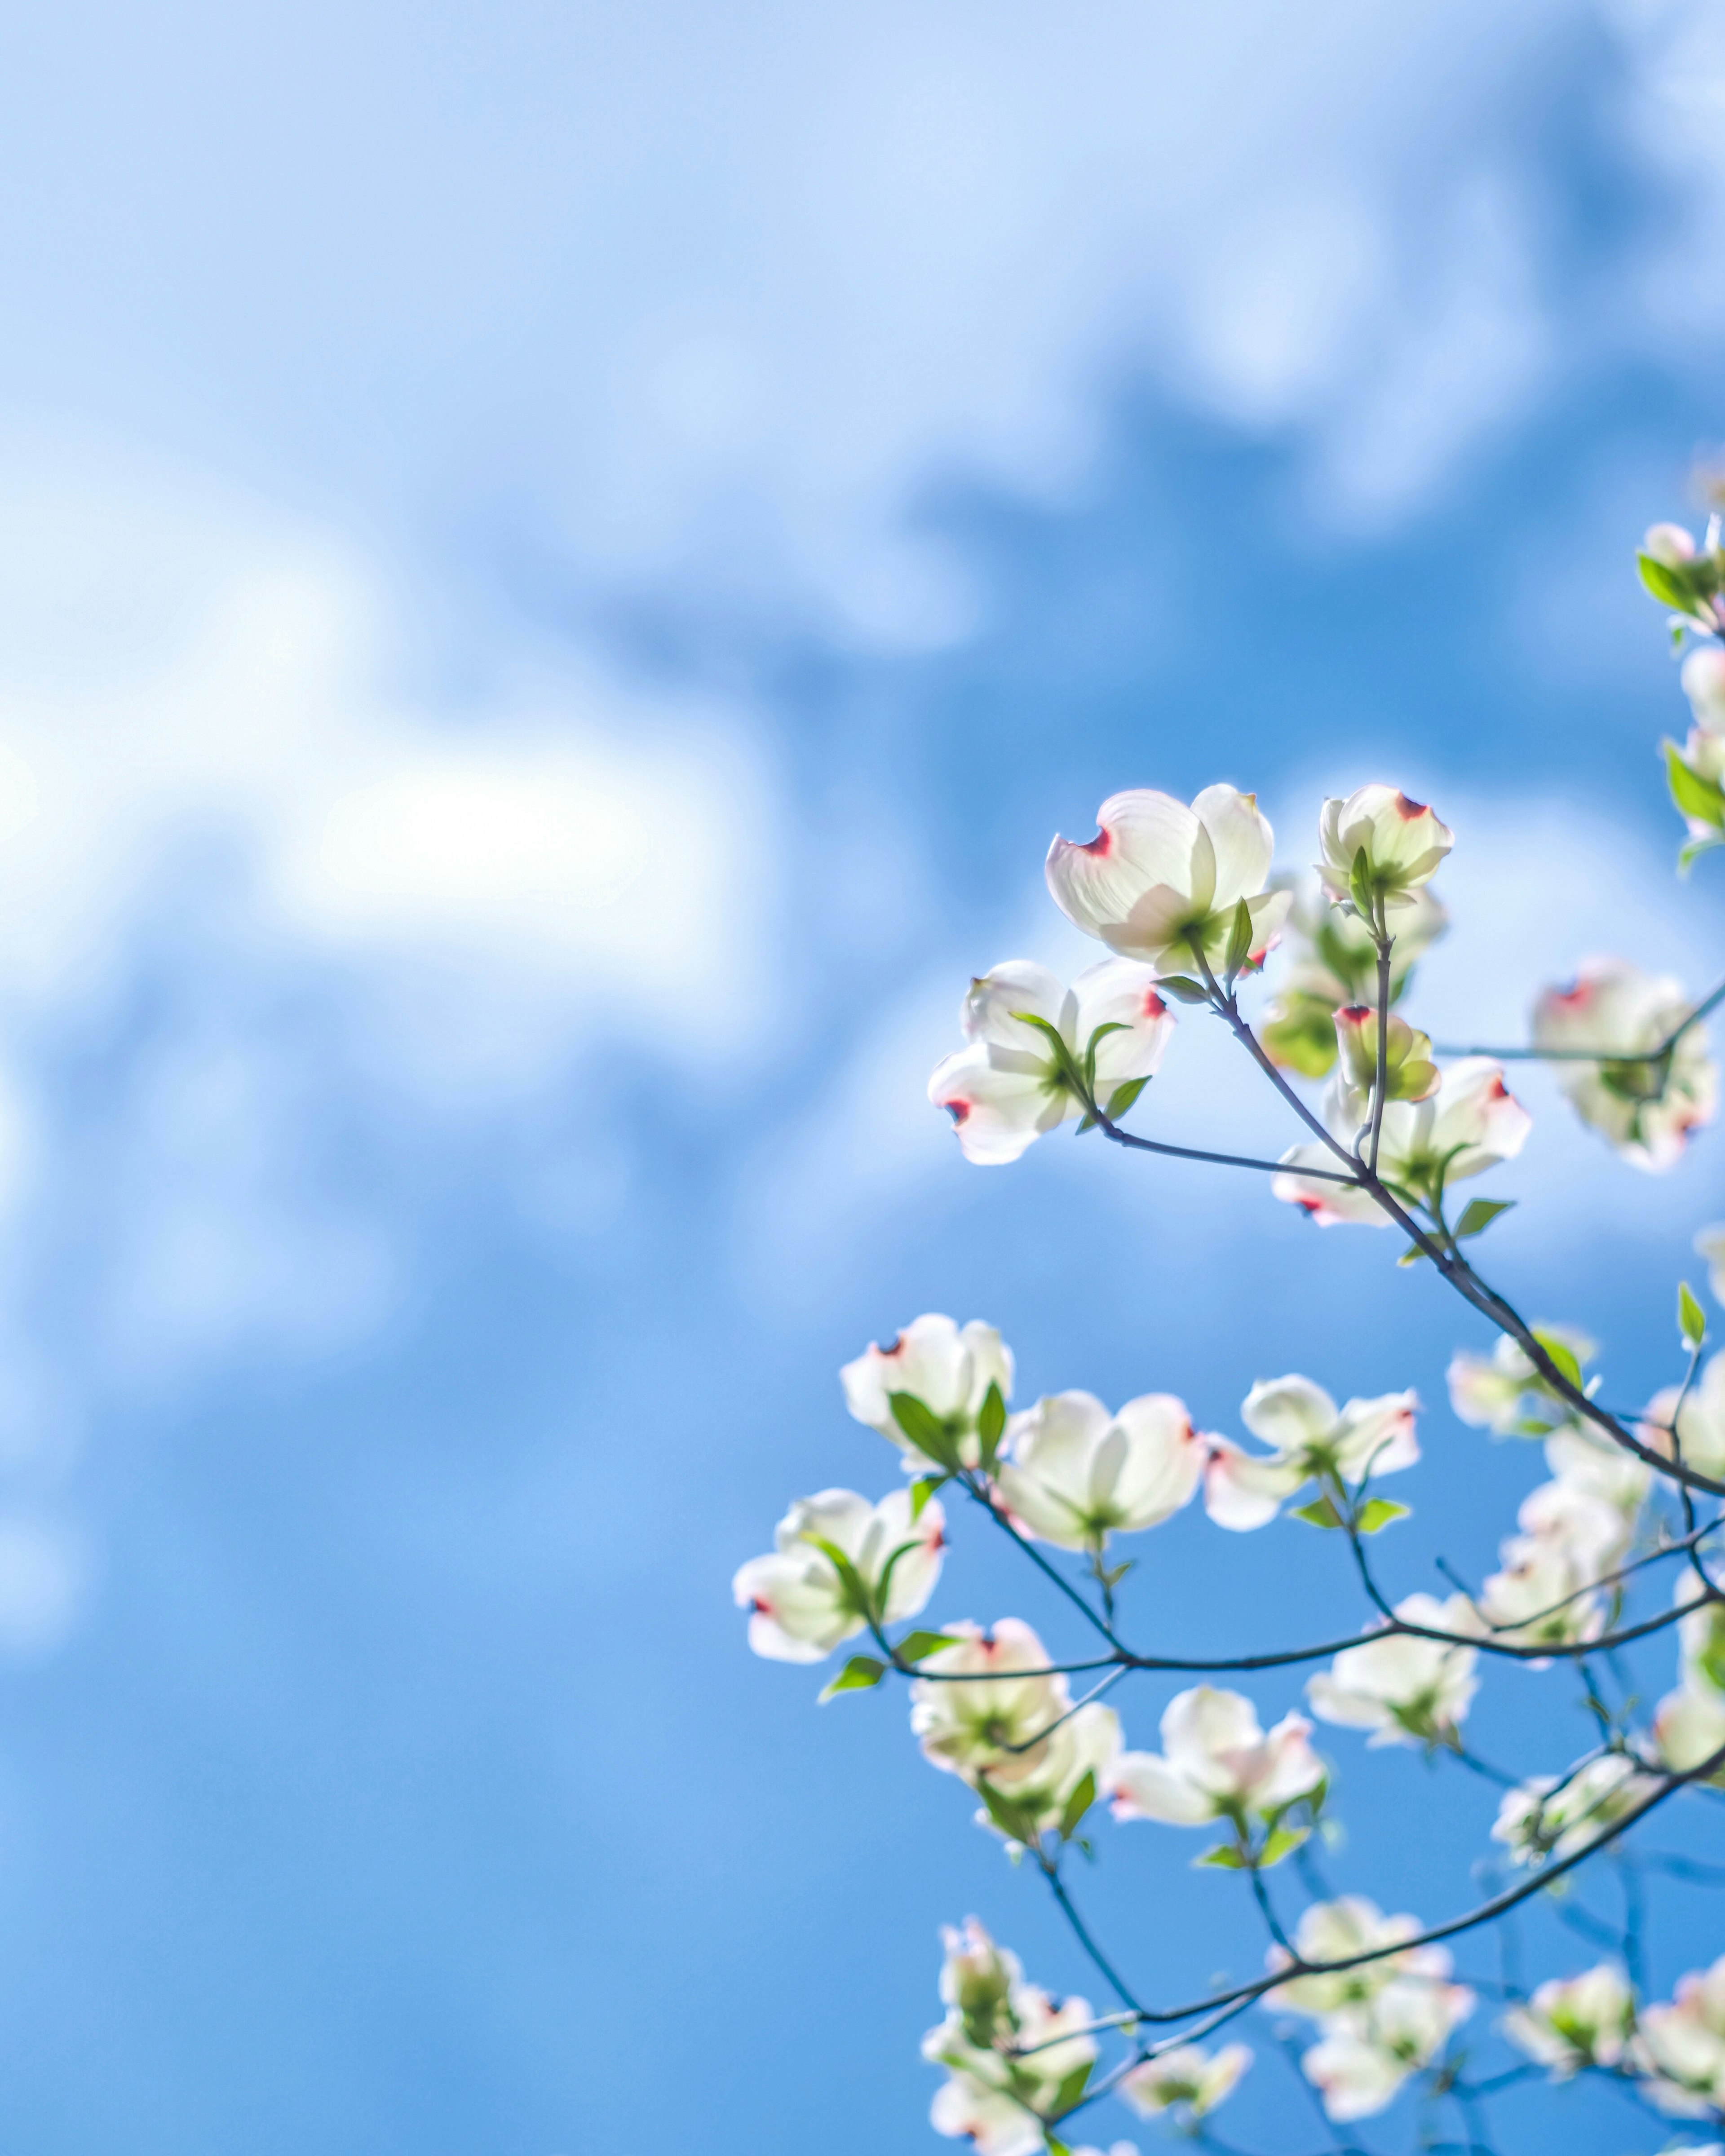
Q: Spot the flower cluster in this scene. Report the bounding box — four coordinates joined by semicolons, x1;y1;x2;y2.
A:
732;1486;945;1662
1531;959;1716;1171
1260;876;1446;1079
922;1919;1097;2156
1106;1684;1322;1832
1492;1751;1660;1867
1271;1897;1475;2120
1502;1962;1634;2078
1643;517;1725;857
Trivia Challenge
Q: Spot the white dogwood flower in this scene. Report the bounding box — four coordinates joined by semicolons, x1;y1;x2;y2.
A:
1120;2042;1251;2118
1272;1057;1529;1226
1107;1685;1322;1828
911;1621;1120;1831
929;958;1177;1165
1655;1682;1725;1783
1531;960;1715;1172
1475;1479;1629;1651
733;1487;945;1662
1301;1975;1474;2121
1306;1595;1479;1747
1318;786;1453;915
1543;1418;1651;1517
995;1391;1206;1551
1445;1326;1596;1438
1638;1957;1725;2118
842;1314;1013;1470
1261;876;1447;1078
1502;1963;1634;2079
1644;1352;1725;1482
1492;1753;1659;1867
1203;1375;1418;1529
924;1918;1097;2156
1685;647;1725;732
1269;1897;1455;2022
1045;785;1291;977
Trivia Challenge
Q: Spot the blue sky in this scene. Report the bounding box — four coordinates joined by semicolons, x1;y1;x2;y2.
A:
0;4;1724;2152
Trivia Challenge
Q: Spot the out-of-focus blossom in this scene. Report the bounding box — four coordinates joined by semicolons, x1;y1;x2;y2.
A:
733;1487;944;1662
1544;1418;1651;1517
1503;1963;1634;2079
1446;1326;1596;1438
1269;1897;1455;2022
1493;1753;1660;1867
1643;1353;1725;1483
1306;1595;1478;1747
1318;786;1453;915
929;959;1176;1166
995;1391;1206;1552
1203;1375;1418;1530
1654;1682;1725;1781
1332;1007;1439;1103
1637;1957;1725;2118
1107;1685;1322;1828
1260;877;1447;1078
1680;1573;1725;1696
1698;1224;1725;1307
912;1620;1120;1832
923;1917;1097;2156
1531;960;1715;1172
1273;1058;1529;1226
1474;1478;1630;1652
1686;648;1725;733
842;1314;1013;1470
1300;1977;1474;2121
1641;520;1725;635
1045;785;1291;978
1120;2042;1251;2119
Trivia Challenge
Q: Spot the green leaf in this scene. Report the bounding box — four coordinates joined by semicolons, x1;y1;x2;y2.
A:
1103;1074;1148;1121
1681;1279;1708;1349
1057;1769;1096;1842
1197;1841;1246;1869
889;1391;962;1471
909;1473;949;1522
1396;1242;1428;1268
974;1777;1042;1846
1666;740;1725;831
1640;551;1703;613
1531;1329;1583;1392
894;1630;961;1665
1049;2062;1092;2116
1083;1018;1128;1093
818;1655;885;1702
1356;1498;1411;1534
1455;1197;1515;1241
1348;844;1374;921
1225;896;1254;978
1155;974;1212;1005
1293;1495;1343;1529
1679;833;1725;876
1043;2139;1072;2156
977;1381;1007;1470
1012;1011;1083;1092
1259;1823;1310;1868
807;1536;876;1623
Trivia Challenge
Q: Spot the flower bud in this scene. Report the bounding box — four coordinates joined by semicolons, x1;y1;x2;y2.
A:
1332;1007;1439;1103
1318;786;1453;919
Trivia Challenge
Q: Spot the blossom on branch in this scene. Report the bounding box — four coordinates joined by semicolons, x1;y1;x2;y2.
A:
1446;1325;1596;1438
1045;785;1291;977
1643;1352;1725;1481
1306;1594;1478;1748
1636;1955;1725;2118
1492;1752;1660;1867
1332;1006;1439;1103
1685;647;1725;732
923;1917;1098;2156
929;959;1176;1165
1203;1374;1418;1529
1318;785;1453;917
732;1486;945;1662
1119;2041;1251;2119
842;1313;1013;1471
1268;1896;1456;2019
911;1620;1120;1836
1531;959;1715;1171
1271;1057;1530;1226
1260;876;1447;1078
1502;1962;1634;2078
1106;1684;1322;1828
994;1390;1206;1552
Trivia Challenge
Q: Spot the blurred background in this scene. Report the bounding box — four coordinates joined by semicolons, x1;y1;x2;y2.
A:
1;1;1724;2150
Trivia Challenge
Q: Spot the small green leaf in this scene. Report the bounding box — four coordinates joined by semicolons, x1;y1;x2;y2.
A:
807;1536;876;1623
1531;1330;1583;1392
1103;1075;1148;1121
1058;1770;1097;1842
1348;844;1374;921
977;1381;1006;1469
1197;1841;1246;1869
1455;1197;1515;1241
1356;1498;1411;1534
1679;833;1725;876
1293;1496;1343;1529
894;1630;961;1665
1225;896;1253;978
1259;1823;1310;1868
974;1777;1042;1846
1640;551;1703;613
1048;2063;1092;2116
1681;1279;1708;1349
909;1473;949;1522
1155;974;1212;1005
1083;1018;1129;1093
1396;1242;1428;1268
889;1391;962;1471
1043;2139;1072;2156
1666;740;1725;831
818;1655;885;1702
